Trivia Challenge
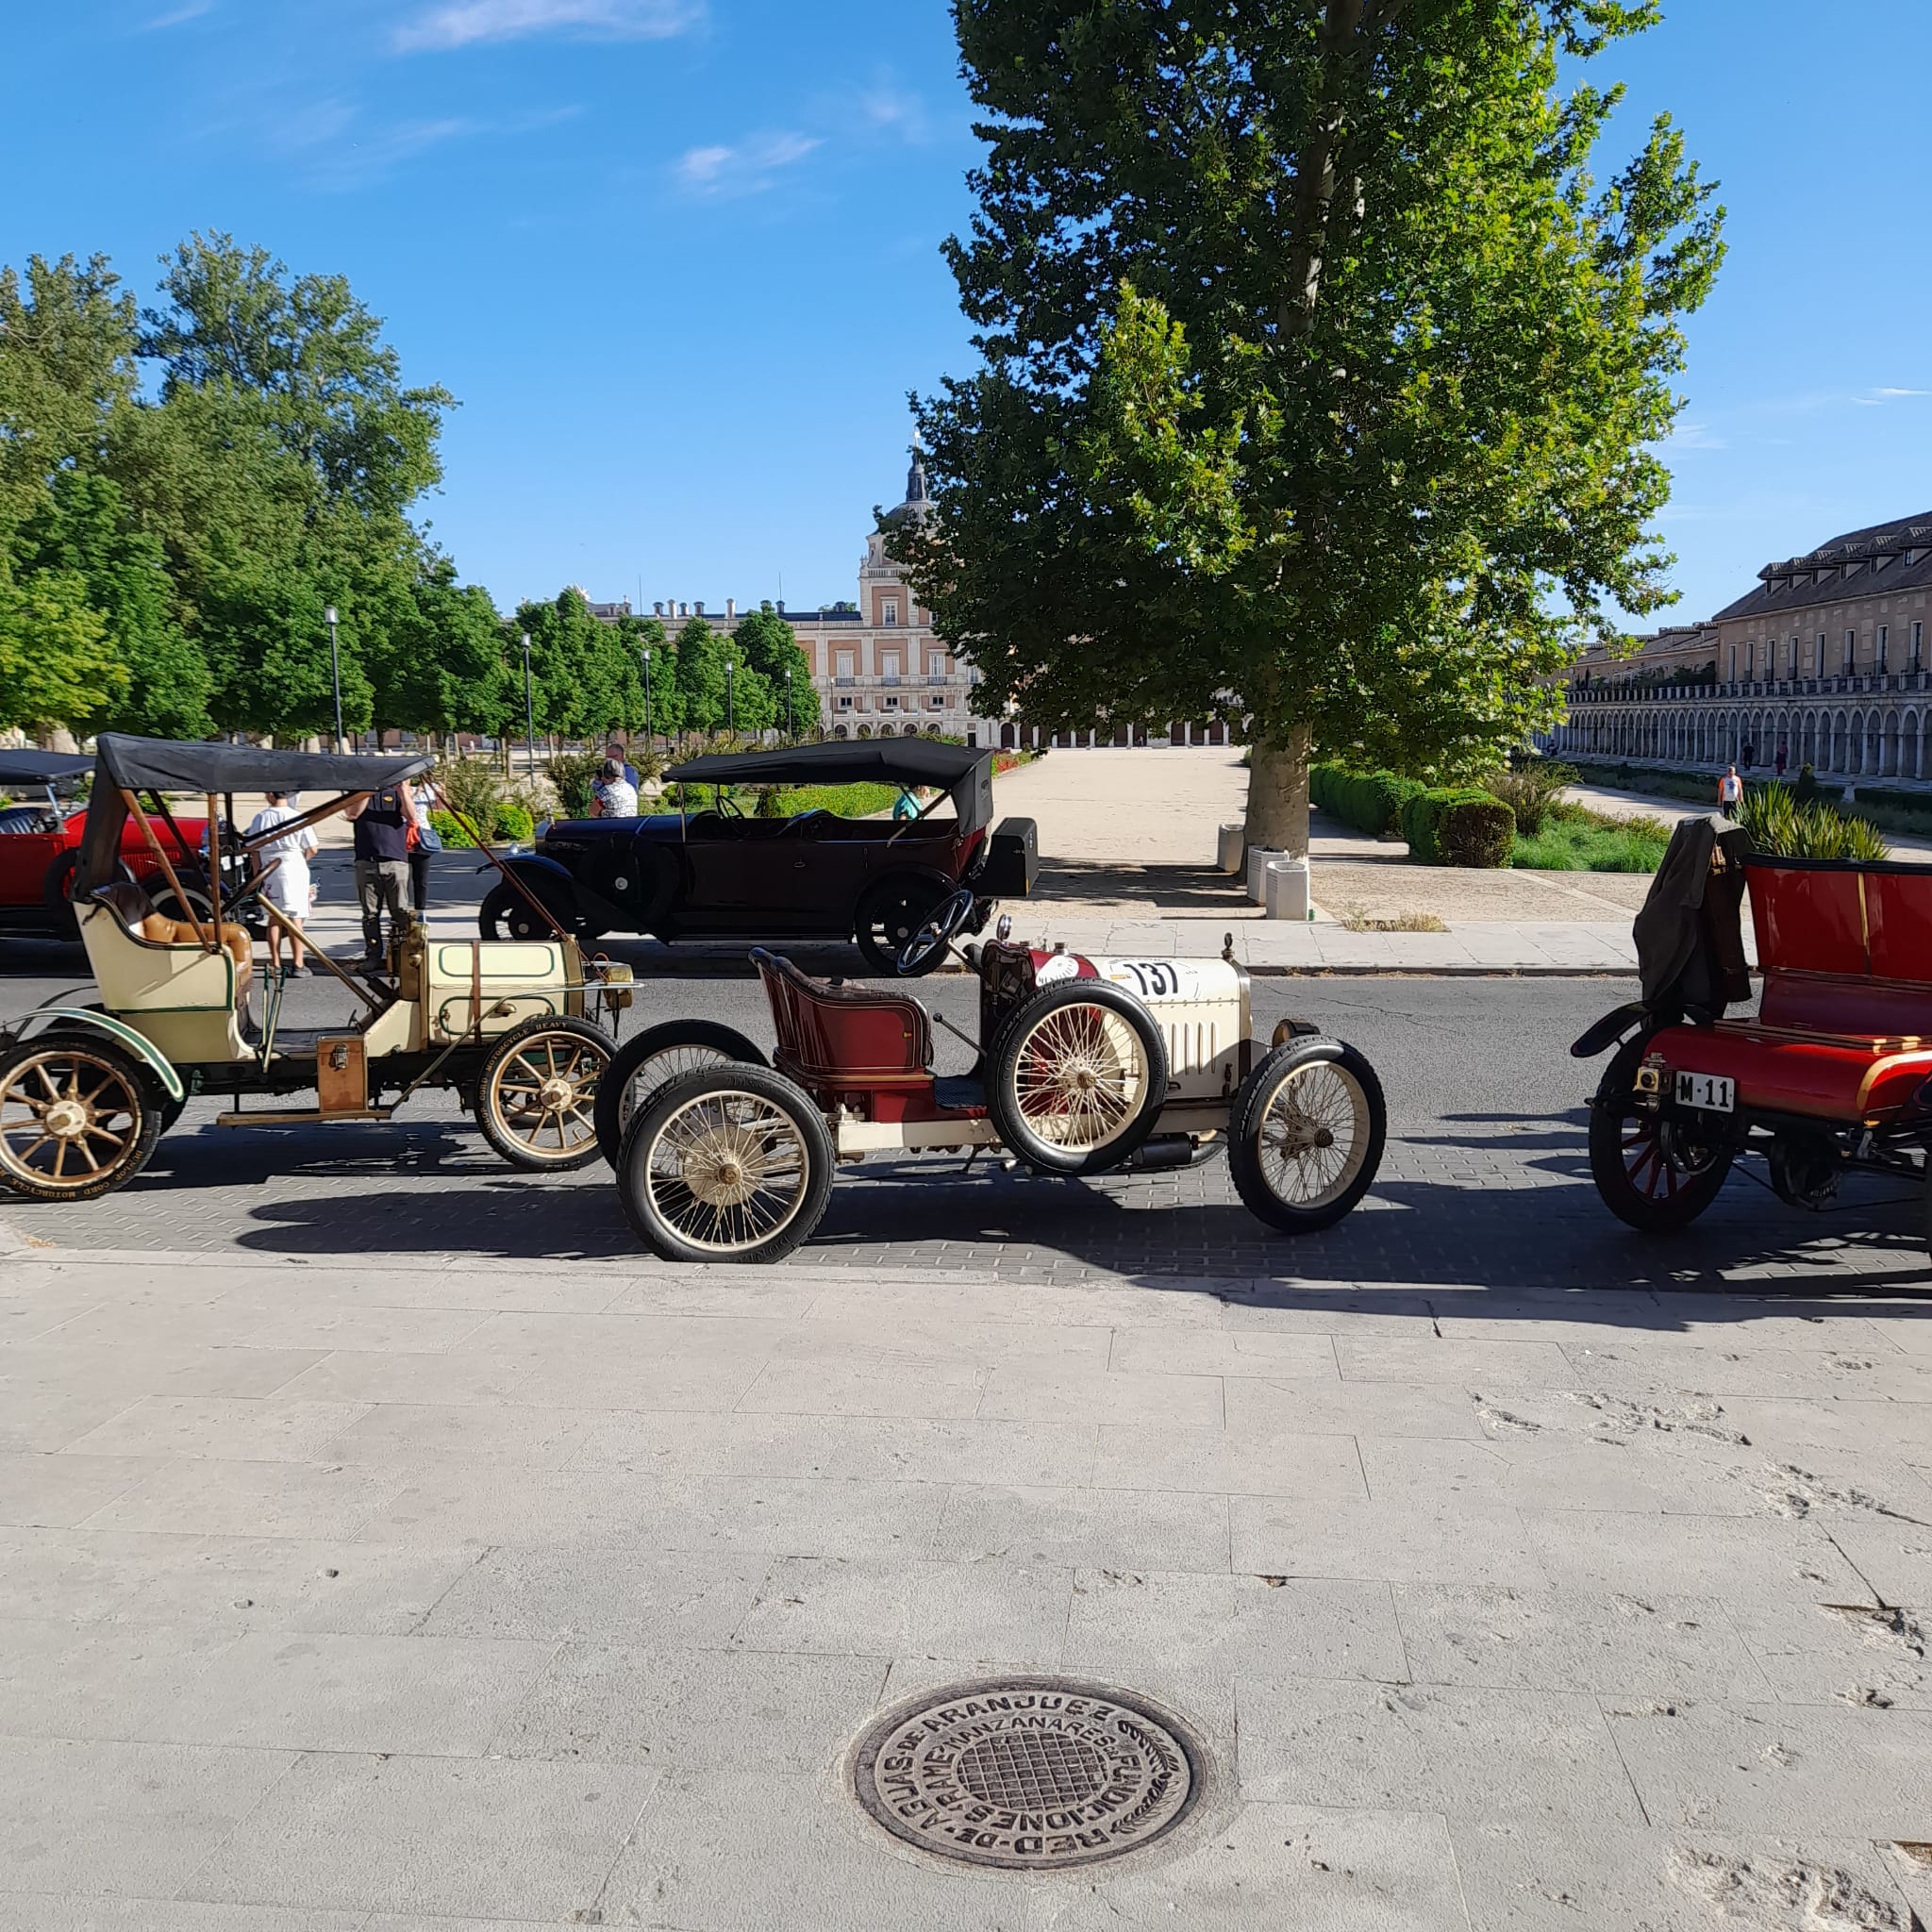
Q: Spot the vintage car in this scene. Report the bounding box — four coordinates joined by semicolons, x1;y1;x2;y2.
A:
594;888;1387;1262
478;740;1038;974
0;747;223;941
1574;815;1932;1244
0;735;632;1202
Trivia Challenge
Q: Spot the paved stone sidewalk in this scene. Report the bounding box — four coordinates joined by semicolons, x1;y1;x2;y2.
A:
2;1238;1929;1929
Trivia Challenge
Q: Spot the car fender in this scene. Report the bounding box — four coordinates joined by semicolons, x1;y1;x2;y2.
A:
494;855;584;909
14;1008;184;1102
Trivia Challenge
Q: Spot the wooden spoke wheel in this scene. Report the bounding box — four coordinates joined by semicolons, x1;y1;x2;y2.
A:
0;1036;162;1202
988;980;1168;1175
1587;1034;1734;1233
617;1065;833;1264
475;1017;613;1171
593;1020;769;1170
1230;1038;1386;1233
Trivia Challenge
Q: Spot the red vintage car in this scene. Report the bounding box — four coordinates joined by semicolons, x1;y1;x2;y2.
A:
0;748;216;941
1574;817;1932;1243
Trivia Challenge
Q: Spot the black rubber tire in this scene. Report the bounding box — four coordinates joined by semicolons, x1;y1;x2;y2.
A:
0;1035;163;1201
1588;1032;1734;1232
854;875;949;976
594;1021;769;1170
140;874;215;924
1229;1038;1387;1234
479;877;584;944
616;1063;834;1264
42;850;83;937
474;1015;613;1172
987;978;1169;1176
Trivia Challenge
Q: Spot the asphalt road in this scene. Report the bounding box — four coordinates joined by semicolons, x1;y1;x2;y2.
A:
3;936;1924;1295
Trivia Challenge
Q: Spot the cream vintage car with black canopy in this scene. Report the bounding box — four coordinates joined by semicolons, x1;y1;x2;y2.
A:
0;734;633;1202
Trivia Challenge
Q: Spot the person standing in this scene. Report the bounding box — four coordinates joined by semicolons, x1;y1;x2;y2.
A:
1775;741;1789;779
343;779;420;964
604;741;639;788
1717;765;1742;820
407;773;442;915
244;790;319;975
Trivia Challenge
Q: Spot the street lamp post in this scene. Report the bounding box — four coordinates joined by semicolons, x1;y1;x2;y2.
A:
724;656;735;738
521;631;536;777
325;605;343;754
641;647;653;754
784;665;793;741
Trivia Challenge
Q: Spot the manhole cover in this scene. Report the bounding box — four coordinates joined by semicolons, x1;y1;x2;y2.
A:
852;1677;1199;1871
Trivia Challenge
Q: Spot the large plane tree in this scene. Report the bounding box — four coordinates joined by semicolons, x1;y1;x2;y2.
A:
892;0;1724;847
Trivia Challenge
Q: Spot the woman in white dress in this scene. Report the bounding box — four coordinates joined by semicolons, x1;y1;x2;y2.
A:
245;790;320;975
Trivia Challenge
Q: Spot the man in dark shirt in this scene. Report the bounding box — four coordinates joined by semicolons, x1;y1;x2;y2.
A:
343;781;421;963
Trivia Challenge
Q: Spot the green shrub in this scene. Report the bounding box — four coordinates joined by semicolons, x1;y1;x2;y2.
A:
427;808;475;849
1399;787;1515;867
1310;762;1425;835
493;801;536;842
1482;760;1577;837
438;754;507;827
429;800;537;849
544;750;602;820
1738;784;1890;861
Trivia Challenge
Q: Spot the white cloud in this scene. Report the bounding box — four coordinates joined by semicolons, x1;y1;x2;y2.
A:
143;0;213;25
1663;421;1726;451
272;98;581;188
1865;386;1931;402
675;131;821;196
394;0;700;54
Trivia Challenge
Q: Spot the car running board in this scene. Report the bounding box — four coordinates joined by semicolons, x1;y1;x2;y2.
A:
213;1108;396;1126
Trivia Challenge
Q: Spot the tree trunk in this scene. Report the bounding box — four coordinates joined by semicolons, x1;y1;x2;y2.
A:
1243;723;1311;855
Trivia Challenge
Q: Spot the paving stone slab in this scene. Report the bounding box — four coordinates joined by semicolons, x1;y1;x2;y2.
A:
183;1750;660;1922
0;1901;366;1931
0;1734;297;1899
0;1451;168;1528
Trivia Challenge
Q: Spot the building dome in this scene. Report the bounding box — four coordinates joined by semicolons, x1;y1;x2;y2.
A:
883;444;933;528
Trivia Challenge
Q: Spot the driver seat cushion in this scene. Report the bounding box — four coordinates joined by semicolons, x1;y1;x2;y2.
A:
753;948;932;1082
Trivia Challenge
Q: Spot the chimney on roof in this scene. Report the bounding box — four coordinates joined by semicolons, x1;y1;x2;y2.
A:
653;601;663;617
725;597;736;620
776;599;785;613
695;601;705;616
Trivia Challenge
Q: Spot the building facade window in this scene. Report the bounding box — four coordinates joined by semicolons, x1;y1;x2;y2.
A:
882;600;898;625
1877;624;1889;673
1844;628;1857;675
1816;631;1826;675
1913;621;1924;672
1744;641;1755;678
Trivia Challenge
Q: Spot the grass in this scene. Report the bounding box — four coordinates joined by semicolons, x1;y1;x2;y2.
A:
1511;808;1670;873
1336;906;1448;932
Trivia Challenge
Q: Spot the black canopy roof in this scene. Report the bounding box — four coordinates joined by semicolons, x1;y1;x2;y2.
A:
666;740;996;836
0;748;93;788
92;734;433;796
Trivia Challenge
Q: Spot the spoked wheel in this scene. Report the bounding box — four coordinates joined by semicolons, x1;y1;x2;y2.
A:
855;876;947;975
1230;1038;1386;1233
988;980;1168;1175
617;1065;833;1264
475;1017;613;1171
1588;1034;1734;1232
478;880;585;944
0;1037;163;1202
593;1020;770;1169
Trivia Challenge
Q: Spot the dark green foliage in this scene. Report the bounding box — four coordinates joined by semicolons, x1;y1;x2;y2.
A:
1309;762;1424;836
1399;789;1517;868
544;749;603;820
733;604;821;735
1484;761;1578;838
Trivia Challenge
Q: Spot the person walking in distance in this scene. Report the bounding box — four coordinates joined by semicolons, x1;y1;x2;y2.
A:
1718;765;1743;820
343;778;421;965
406;772;443;917
244;790;319;976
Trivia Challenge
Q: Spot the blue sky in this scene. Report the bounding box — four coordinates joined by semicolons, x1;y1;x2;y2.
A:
3;0;1926;627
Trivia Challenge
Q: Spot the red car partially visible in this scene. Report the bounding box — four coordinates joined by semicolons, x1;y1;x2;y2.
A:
0;750;209;941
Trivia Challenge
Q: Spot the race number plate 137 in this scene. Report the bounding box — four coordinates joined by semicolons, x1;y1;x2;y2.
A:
1674;1070;1735;1113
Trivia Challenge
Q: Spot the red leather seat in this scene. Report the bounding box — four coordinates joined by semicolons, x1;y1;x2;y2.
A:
752;948;932;1087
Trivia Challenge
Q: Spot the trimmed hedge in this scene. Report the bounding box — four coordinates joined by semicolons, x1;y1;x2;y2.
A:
429;801;536;849
1398;787;1516;867
1310;761;1426;835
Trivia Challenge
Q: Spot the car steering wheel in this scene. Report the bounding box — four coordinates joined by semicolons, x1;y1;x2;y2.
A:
896;885;978;975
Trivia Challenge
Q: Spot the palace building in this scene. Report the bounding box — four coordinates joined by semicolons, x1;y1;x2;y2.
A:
1552;510;1932;780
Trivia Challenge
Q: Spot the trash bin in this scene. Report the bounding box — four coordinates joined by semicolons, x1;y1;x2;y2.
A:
1246;846;1287;904
1216;824;1246;874
1263;856;1312;922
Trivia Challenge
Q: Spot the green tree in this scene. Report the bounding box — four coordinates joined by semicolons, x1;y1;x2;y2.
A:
673;614;726;735
733;603;821;735
893;0;1724;847
0;569;125;734
16;471;212;738
198;562;367;741
611;611;679;739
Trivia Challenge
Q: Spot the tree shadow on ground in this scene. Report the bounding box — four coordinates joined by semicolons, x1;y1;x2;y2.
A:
1027;858;1254;912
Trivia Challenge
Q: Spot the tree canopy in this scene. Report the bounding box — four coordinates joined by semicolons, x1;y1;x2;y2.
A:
0;233;516;743
891;0;1725;844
